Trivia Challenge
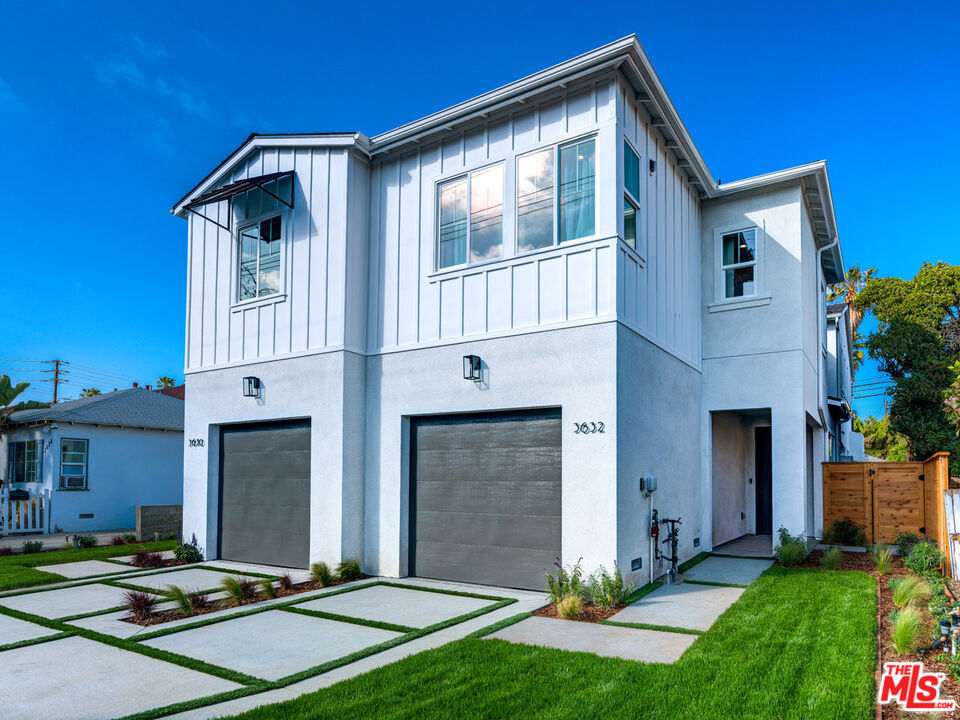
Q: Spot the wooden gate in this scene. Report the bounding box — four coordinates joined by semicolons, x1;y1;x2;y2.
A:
823;453;950;576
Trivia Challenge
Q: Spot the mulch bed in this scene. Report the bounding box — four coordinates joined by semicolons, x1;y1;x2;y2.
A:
121;575;369;626
126;559;191;571
533;602;624;623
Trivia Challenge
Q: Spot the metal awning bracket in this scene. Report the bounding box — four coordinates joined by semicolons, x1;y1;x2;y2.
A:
186;203;232;234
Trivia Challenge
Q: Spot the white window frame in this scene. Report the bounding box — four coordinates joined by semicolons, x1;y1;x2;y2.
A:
59;438;88;490
622;138;641;254
514;133;598;257
7;440;42;483
234;209;288;306
716;225;760;302
434;161;505;272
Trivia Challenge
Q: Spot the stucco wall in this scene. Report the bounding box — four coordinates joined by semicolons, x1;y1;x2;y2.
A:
710;412;755;546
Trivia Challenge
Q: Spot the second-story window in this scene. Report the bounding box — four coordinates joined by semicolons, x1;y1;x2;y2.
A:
720;228;757;299
437;164;504;269
238;216;282;300
623;140;640;250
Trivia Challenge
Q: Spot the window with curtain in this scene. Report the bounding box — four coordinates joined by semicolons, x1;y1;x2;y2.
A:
6;440;41;483
623;141;640;250
559;139;595;243
720;228;757;299
60;439;88;490
437;164;504;269
238;215;282;301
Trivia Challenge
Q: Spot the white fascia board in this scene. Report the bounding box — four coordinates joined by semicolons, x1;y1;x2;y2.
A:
171;133;370;217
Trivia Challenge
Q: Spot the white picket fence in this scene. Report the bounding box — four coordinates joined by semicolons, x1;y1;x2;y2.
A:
944;489;960;579
0;486;51;535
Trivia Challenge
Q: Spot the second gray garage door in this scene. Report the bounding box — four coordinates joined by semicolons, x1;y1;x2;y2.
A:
219;420;311;569
411;409;561;590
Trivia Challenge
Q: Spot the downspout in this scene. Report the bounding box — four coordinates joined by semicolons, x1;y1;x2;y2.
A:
816;236;840;419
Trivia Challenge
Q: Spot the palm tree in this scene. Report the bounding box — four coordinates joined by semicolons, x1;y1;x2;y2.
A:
827;265;876;334
80;388;101;398
157;376;175;389
0;375;50;431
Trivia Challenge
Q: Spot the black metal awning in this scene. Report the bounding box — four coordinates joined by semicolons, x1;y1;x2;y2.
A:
827;397;852;422
185;170;294;232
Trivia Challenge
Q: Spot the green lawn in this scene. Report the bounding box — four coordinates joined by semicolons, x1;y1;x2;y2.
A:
222;568;877;720
0;540;178;592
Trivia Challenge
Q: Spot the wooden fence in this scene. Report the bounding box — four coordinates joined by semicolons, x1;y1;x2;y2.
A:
822;453;951;577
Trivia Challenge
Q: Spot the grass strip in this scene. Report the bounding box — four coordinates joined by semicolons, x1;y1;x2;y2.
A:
0;540;177;568
468;611;531;638
678;551;710;573
0;630;74;653
684;579;748;588
113;596;517;720
599;619;703;635
56;605;127;622
281;605;416;634
0;563;201;599
104;580;177;595
378;580;508;602
0;603;262;686
622;580;662;605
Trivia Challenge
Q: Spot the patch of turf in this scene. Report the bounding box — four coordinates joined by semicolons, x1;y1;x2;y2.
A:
56;605;127;622
281;606;416;634
467;612;531;638
214;568;878;720
0;541;177;568
0;630;74;653
622;580;662;605
599;619;703;635
678;551;710;572
0;565;66;592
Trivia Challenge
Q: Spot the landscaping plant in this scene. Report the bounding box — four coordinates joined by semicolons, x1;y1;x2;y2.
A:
259;578;277;599
21;540;43;554
123;590;158;621
278;573;294;591
110;535;126;546
557;593;583;620
869;543;894;575
173;534;204;563
545;557;586;605
586;565;634;609
820;546;842;570
894;531;920;558
822;518;867;546
166;584;195;616
312;561;333;586
189;591;210;614
904;537;945;576
888;576;931;608
775;528;807;567
75;534;98;548
889;607;922;654
0;547;13;557
122;533;137;543
336;558;363;581
221;575;257;606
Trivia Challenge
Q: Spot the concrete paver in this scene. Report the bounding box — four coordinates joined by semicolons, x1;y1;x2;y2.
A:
143;609;402;681
0;582;147;619
201;560;312;583
611;581;743;631
685;556;773;585
39;559;136;579
487;615;695;663
123;567;255;592
0;613;61;645
3;636;239;720
297;584;494;628
112;549;176;564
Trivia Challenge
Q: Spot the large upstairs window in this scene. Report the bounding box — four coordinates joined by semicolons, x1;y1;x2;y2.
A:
720;228;757;299
437;164;504;269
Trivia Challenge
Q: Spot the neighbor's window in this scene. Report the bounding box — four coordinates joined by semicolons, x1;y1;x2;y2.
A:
720;228;757;299
7;440;41;483
437;164;504;269
238;215;282;300
623;141;640;250
60;439;88;490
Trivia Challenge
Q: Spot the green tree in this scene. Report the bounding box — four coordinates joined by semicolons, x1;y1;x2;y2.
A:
828;264;876;334
856;262;960;474
80;388;100;397
0;375;50;431
157;376;175;389
853;414;911;461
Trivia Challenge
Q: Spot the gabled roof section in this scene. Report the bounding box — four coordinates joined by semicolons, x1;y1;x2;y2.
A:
5;389;184;431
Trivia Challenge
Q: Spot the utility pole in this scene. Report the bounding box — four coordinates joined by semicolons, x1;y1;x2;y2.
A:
51;359;68;404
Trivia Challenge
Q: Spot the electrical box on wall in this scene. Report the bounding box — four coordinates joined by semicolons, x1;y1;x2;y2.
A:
640;476;657;495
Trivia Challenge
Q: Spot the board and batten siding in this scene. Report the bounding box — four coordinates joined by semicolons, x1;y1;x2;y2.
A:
366;79;620;352
616;78;702;368
185;146;368;371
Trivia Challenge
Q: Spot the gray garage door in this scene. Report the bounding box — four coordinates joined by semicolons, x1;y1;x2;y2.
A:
219;420;310;569
411;409;561;590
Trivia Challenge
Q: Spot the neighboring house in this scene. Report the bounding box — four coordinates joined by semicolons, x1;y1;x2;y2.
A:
171;35;846;589
1;389;183;534
825;302;865;461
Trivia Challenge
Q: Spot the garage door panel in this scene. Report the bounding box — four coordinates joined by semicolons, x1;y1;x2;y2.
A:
415;542;556;590
415;510;560;551
219;421;310;569
414;480;561;516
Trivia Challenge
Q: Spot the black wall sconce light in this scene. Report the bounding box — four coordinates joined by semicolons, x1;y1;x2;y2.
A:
649;159;657;174
242;376;261;398
462;355;481;382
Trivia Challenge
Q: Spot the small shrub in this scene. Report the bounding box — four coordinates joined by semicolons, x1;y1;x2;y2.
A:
0;547;13;557
258;578;277;599
143;552;165;568
336;558;363;581
904;538;945;576
895;531;920;558
76;535;98;548
129;549;151;567
822;518;867;546
122;533;137;543
21;540;43;554
189;591;209;613
221;575;257;606
586;565;634;609
123;590;157;621
173;534;203;564
557;593;583;619
889;607;922;654
869;543;894;575
821;546;842;570
545;557;586;605
166;585;194;616
278;573;294;591
889;575;931;608
312;562;333;587
159;531;178;541
111;535;126;546
775;529;807;567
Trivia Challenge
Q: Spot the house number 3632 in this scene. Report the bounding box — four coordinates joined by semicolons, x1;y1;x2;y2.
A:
188;438;205;447
573;422;605;434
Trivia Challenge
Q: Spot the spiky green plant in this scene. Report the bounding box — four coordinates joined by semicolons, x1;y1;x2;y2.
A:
557;593;583;620
336;558;363;581
259;578;277;599
869;543;894;575
311;562;333;587
888;575;931;608
821;546;842;570
776;541;806;567
221;575;256;606
889;607;922;654
165;584;194;616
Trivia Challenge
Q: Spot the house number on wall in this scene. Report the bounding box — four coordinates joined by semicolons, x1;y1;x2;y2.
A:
573;422;605;434
188;438;205;448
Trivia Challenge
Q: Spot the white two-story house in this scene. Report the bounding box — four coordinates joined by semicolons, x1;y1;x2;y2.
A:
172;36;845;589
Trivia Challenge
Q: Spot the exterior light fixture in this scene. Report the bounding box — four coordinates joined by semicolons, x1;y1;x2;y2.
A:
462;355;481;382
649;159;657;174
242;376;261;398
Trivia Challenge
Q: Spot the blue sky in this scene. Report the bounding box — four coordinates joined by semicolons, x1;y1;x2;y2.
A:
2;1;958;409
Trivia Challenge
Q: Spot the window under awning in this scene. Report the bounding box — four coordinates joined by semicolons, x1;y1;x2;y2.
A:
827;397;852;422
185;170;294;232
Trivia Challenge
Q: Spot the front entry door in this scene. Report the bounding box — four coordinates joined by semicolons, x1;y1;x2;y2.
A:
755;426;772;534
